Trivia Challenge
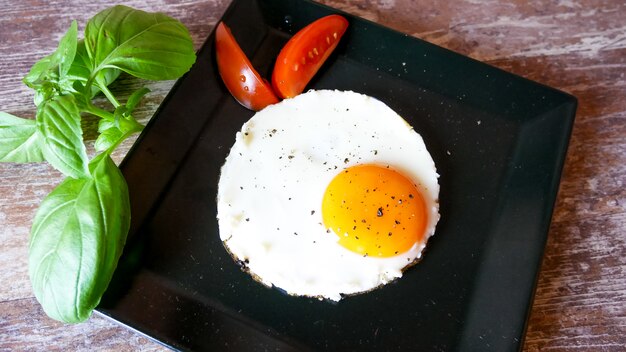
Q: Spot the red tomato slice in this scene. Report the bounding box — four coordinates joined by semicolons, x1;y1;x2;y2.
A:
215;22;279;111
272;15;349;99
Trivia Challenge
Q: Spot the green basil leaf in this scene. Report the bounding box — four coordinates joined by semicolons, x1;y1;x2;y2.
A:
97;118;117;133
57;20;79;78
0;112;45;162
23;55;54;89
84;5;196;81
66;40;121;98
23;21;78;89
125;87;150;112
94;109;142;152
66;41;92;83
37;95;89;179
33;82;56;106
94;126;123;152
29;153;130;323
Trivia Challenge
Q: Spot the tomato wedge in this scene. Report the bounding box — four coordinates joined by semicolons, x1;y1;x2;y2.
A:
215;22;279;111
272;15;349;99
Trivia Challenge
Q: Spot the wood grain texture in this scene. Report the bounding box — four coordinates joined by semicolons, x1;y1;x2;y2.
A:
1;0;624;351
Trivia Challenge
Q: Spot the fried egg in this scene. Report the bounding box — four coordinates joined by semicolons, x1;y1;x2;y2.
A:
216;90;439;301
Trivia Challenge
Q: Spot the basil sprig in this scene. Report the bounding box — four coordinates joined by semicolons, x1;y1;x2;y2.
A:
1;5;196;323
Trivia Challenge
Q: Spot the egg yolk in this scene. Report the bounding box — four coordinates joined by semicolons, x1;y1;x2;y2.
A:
321;164;427;257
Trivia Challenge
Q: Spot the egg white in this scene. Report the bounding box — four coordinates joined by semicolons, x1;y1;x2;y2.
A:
216;90;440;301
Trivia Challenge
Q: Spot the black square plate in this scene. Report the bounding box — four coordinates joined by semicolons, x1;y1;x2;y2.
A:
97;0;577;350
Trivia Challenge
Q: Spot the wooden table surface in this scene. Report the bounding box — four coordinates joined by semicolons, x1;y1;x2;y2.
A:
1;0;624;350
